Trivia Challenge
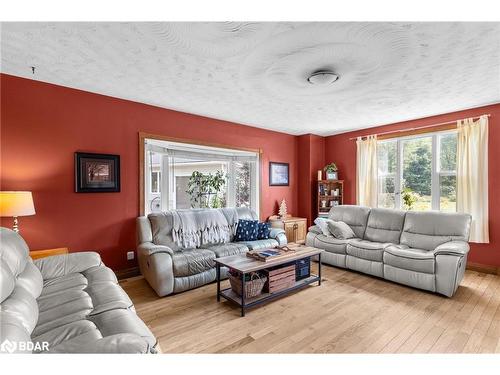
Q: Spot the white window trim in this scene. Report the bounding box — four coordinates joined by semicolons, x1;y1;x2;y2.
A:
377;130;457;211
144;138;260;215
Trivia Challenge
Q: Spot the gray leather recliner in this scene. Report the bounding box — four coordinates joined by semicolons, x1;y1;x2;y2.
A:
136;207;287;297
306;205;471;297
0;227;157;354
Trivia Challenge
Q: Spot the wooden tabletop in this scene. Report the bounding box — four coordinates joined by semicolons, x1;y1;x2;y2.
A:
214;245;323;273
29;247;69;260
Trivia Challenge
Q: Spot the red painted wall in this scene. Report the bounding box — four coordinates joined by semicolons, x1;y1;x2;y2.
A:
324;103;500;267
0;74;298;271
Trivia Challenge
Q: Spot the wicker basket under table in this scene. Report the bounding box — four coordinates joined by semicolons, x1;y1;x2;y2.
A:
228;272;267;299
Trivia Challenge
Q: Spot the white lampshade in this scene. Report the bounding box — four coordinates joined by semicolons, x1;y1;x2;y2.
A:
0;191;36;217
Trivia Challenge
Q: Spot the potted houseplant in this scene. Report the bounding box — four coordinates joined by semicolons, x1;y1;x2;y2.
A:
323;162;338;180
402;187;418;210
186;170;227;208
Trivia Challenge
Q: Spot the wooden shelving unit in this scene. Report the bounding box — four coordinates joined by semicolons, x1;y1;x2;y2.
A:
317;180;344;217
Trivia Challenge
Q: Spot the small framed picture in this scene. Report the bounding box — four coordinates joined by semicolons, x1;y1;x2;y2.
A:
269;162;289;186
75;152;120;193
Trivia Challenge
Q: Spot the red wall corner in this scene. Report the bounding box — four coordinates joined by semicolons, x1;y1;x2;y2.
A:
297;134;325;225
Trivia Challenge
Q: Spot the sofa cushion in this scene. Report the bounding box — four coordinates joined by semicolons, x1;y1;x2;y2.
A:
171;249;216;277
31;320;100;353
314;217;334;236
203;242;249;258
89;308;156;348
85;282;134;316
39;273;88;297
346;240;390;262
383;246;435;274
328;205;371;239
364;208;406;244
173;269;216;294
147;211;178;248
400;211;471;251
1;283;40;334
328;221;356;239
234;219;259;241
220;207;258;241
346;256;384;278
257;222;271;239
384;264;436;292
82;266;118;284
238;238;279;251
33;293;93;337
312;234;350;255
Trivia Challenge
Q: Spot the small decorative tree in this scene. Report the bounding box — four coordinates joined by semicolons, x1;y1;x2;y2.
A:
278;199;288;218
186;170;227;208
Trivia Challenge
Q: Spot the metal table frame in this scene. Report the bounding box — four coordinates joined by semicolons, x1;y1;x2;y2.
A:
216;253;322;317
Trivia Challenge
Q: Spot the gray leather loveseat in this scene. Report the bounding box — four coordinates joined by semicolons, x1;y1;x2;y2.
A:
0;227;157;353
306;205;471;297
136;207;287;297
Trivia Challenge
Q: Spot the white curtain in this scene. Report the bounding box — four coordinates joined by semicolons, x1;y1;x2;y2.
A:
356;135;378;207
457;115;489;243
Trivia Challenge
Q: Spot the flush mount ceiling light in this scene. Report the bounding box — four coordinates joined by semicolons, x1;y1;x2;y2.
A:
307;70;340;85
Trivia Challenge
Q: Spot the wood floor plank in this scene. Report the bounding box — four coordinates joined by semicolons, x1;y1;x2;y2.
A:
428;273;495;352
120;266;500;353
461;277;500;353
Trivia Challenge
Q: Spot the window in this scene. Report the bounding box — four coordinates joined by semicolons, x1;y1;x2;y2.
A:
144;139;260;215
438;133;457;212
377;131;457;211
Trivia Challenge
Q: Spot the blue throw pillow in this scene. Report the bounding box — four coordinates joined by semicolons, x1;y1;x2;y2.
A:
257;222;271;240
234;219;259;241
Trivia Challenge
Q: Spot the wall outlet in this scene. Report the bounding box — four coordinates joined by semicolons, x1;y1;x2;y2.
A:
127;251;135;261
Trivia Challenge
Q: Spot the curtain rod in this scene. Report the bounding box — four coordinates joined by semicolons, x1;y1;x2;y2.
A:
348;114;491;141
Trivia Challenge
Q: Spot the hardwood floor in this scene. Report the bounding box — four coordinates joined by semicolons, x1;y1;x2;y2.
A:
120;264;500;353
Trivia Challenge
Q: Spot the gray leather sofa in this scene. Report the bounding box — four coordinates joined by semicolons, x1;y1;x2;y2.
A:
0;227;157;353
306;205;471;297
137;207;287;297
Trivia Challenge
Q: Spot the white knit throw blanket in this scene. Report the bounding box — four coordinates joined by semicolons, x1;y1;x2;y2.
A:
171;209;231;249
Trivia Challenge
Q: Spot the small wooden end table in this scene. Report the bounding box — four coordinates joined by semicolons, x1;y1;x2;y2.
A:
214;245;323;317
30;247;69;260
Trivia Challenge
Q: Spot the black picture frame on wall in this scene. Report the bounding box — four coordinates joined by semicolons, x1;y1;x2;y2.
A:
75;152;120;193
269;162;289;186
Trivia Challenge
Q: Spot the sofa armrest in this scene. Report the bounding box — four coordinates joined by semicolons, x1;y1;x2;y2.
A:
137;243;174;297
269;228;285;238
433;241;470;257
308;225;322;235
34;252;102;280
269;228;287;246
49;333;153;354
137;242;174;256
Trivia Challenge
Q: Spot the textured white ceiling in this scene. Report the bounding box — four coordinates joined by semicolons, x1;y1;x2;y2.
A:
1;22;499;135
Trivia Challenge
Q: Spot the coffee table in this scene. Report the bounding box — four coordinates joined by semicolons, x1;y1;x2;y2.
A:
214;245;323;316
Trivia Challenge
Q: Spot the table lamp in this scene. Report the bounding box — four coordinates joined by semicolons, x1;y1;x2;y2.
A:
0;191;36;232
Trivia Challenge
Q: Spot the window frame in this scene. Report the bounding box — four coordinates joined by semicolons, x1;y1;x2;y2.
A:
139;132;262;217
377;129;457;211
